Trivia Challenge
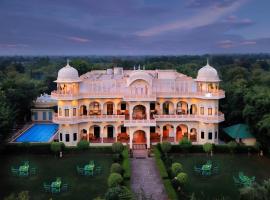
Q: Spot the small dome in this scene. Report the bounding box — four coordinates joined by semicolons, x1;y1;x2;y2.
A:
55;61;81;83
196;61;220;82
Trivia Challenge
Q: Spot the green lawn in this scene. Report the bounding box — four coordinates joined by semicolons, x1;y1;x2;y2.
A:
172;154;270;200
0;151;112;200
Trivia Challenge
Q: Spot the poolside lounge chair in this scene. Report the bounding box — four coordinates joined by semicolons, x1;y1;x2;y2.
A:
43;182;51;193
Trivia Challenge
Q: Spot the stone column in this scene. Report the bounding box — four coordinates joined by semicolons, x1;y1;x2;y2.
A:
173;125;177;143
146;129;150;149
100;125;104;143
129;131;133;149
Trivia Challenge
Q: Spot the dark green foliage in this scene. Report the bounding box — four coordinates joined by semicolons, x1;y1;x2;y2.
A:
227;141;238;153
50;142;64;154
121;149;131;180
76;140;90;150
171;162;183;177
179;136;192;153
203;143;213;154
154;147;168;178
239;179;270;200
176;172;188;185
110;163;122;174
112;142;124;154
163;179;178;200
107;173;123;188
160;141;172;155
105;186;132;200
4;191;30;200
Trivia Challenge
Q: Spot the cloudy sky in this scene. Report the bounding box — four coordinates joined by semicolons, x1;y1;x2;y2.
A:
0;0;270;55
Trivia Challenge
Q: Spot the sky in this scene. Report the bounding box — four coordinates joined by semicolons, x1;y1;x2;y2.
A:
0;0;270;55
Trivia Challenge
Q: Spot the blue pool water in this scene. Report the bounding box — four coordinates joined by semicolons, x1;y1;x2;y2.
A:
15;124;59;142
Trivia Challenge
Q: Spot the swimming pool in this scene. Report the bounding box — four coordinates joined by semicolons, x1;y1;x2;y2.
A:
15;124;59;142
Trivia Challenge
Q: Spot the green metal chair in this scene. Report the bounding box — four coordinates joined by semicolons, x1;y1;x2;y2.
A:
51;187;60;194
76;166;84;175
19;170;29;177
43;182;51;193
30;168;36;175
84;169;94;176
95;166;102;175
61;183;68;192
11;167;19;176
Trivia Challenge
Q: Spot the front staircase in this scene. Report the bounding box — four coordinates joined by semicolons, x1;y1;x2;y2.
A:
132;144;148;158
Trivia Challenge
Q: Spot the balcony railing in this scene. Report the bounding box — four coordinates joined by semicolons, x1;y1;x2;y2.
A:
53;114;125;124
154;113;224;123
51;90;225;100
124;119;156;127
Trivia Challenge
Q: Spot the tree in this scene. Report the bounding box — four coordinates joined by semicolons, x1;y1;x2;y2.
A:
227;141;238;154
4;191;30;200
110;163;122;174
179;136;192;153
77;140;90;150
203;143;213;155
176;172;188;185
50;142;63;154
160;141;172;155
171;162;183;177
107;173;123;188
105;186;132;200
112;142;124;154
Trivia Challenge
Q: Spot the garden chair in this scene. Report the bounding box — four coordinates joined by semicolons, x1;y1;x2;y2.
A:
19;170;29;177
30;168;36;175
76;166;84;175
11;167;19;176
233;176;241;186
61;184;68;192
85;169;94;176
51;187;60;194
95;166;102;175
43;182;51;193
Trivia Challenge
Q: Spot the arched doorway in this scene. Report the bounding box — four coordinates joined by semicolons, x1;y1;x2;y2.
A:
133;130;146;144
89;101;101;115
80;129;87;140
176;124;188;141
190;128;197;142
80;105;87;116
132;105;146;120
190;104;197;115
104;101;114;115
163;101;174;115
176;101;188;115
163;124;173;139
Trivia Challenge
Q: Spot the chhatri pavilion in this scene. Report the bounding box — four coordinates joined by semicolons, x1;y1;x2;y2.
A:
49;61;225;149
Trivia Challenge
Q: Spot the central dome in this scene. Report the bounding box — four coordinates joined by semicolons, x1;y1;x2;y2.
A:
196;61;220;82
55;61;81;83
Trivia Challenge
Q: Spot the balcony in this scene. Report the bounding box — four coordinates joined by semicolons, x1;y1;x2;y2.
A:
124;119;156;127
156;90;225;99
123;94;156;101
53;114;125;124
154;113;224;123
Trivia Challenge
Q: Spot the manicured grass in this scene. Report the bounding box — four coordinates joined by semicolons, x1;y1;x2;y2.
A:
172;154;270;199
0;151;112;200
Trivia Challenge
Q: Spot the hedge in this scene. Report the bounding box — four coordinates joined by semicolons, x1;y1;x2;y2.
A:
1;143;113;155
121;148;131;180
154;147;168;179
163;179;178;200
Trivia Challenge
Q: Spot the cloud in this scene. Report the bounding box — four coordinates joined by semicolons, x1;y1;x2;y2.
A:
218;40;235;48
136;0;247;37
223;15;254;25
66;36;90;43
0;43;29;48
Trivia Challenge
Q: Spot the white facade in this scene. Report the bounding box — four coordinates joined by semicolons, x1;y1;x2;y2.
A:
51;62;225;149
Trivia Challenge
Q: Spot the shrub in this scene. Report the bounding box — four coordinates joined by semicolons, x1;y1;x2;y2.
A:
154;147;168;178
171;162;183;177
107;173;123;188
112;142;124;154
50;142;64;154
121;149;131;179
77;140;89;150
163;179;178;200
227;141;238;153
203;143;213;154
105;186;132;200
110;163;122;174
160;142;172;155
179;137;192;153
176;172;188;185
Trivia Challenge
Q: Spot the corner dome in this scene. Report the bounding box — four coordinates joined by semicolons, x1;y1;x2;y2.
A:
55;61;81;83
196;61;220;82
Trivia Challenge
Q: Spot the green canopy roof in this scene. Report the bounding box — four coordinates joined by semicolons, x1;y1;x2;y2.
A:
223;124;254;139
